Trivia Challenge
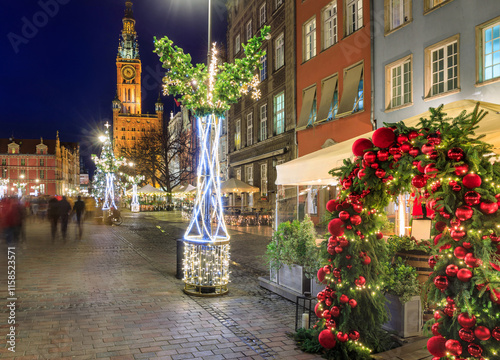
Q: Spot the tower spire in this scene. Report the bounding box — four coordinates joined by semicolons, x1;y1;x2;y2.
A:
118;0;139;60
124;1;134;19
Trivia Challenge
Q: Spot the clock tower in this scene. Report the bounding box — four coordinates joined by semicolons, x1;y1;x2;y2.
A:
112;1;163;157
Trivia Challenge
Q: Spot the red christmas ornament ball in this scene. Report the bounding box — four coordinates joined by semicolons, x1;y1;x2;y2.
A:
362;255;371;265
409;147;420;157
490;287;500;304
434;276;449;291
319;329;337;349
348;330;360;341
317;268;326;283
428;256;437;269
397;134;408;144
457;268;473;282
446;264;459;277
447;147;465;161
412;175;427;189
454;247;468;259
328;219;345;236
330;306;340;317
350;214;362;226
455;205;473;221
433;310;443;321
445;339;462;356
375;168;386;178
357;169;366;179
401;142;412;153
467;343;483;358
480;201;499;214
337;332;349;343
363;151;377;164
454;163;469;176
326;199;338;213
377;149;389;161
348;298;357;308
459;328;475;342
352;138;373;157
492;326;500;341
339;294;349;304
463;173;482;189
474;326;491;341
465;253;482;268
431;322;440;336
372;127;395;148
451;229;466;241
464;191;481;206
424;163;439;178
315;302;325;317
435;221;447;232
427;336;447;357
352;203;363;213
457;313;476;328
422;143;435;154
339;211;350;221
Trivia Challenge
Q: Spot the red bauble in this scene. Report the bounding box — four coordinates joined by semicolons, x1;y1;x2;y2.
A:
339;294;349;304
412;175;427;189
463;173;482;189
362;256;371;265
464;191;481;206
445;339;462;356
389;145;401;155
417;161;426;173
322;309;332;320
319;329;337;349
397;134;408;144
448;147;465;161
325;319;336;330
458;313;476;328
348;330;360;341
480;201;499;214
408;130;418;140
400;142;412;153
427;133;441;145
393;153;402;161
352;138;373;157
454;247;468;259
350;215;362;226
342;178;352;190
355;276;366;287
474;326;491;341
348;299;357;308
409;147;420;157
454;164;469;176
457;268;473;282
337;332;349;343
428;256;437;269
376;232;383;240
434;310;443;321
377;149;389;161
464;253;482;268
459;328;475;342
339;211;350;221
315;302;325;317
328;219;345;236
455;205;473;221
490;287;500;304
326;199;338;213
352;203;363;213
446;264;459;277
492;326;500;340
317;268;326;283
357;169;366;179
372;127;395;148
335;246;343;254
451;229;466;241
443;305;456;317
435;221;447;232
431;322;440;336
434;276;449;291
422;143;435;154
375;168;386;179
330;306;340;317
363;151;377;164
424;163;439;178
491;259;500;271
467;343;483;358
339;238;349;248
427;336;447;357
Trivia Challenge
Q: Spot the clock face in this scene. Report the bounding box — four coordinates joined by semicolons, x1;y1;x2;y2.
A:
122;66;136;80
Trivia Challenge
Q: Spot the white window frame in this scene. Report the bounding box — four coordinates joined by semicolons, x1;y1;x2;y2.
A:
274;92;285;135
424;0;453;13
385;0;411;33
260;3;267;27
479;19;500;83
304;17;317;61
345;0;363;36
235;119;241;150
260;54;267;81
275;0;283;9
246;165;254;207
275;33;285;70
236;168;242;181
261;163;268;197
247;20;253;42
235;34;241;55
323;1;338;50
260;104;268;141
385;55;413;110
247;113;253;146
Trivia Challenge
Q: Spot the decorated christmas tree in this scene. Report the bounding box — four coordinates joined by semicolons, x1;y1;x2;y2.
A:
313;104;500;359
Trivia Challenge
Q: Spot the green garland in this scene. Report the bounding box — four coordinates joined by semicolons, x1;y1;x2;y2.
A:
153;26;270;117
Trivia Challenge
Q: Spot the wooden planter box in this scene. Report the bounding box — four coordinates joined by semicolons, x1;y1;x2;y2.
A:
270;264;311;295
383;293;423;338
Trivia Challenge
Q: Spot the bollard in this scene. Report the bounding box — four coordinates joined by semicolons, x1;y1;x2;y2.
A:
176;239;184;279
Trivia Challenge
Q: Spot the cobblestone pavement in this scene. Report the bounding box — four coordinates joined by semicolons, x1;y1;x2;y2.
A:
0;211;322;360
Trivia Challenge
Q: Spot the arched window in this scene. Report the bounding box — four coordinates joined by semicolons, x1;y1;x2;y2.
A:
128;89;131;101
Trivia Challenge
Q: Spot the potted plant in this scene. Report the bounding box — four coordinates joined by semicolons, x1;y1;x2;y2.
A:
381;257;423;337
265;215;320;295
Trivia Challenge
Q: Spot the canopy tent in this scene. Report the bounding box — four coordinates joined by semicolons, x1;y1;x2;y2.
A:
171;184;185;193
220;178;259;194
136;184;167;194
183;184;196;193
276;100;500;186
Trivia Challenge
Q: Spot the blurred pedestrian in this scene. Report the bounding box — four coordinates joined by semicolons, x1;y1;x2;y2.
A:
59;196;72;242
47;197;60;242
0;197;23;245
73;196;86;240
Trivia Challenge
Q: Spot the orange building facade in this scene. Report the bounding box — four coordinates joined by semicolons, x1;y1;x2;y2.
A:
295;0;373;158
112;1;163;156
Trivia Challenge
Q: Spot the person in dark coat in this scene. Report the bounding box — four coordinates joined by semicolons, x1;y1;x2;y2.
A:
47;197;60;242
73;196;86;240
59;196;72;241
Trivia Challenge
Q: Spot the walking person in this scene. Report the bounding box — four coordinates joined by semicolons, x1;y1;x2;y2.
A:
73;196;86;240
47;197;60;242
59;196;72;242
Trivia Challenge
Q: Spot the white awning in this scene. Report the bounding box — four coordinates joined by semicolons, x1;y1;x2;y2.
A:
276;100;500;186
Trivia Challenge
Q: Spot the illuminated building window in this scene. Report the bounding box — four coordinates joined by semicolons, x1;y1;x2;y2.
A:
40;170;44;179
235;34;241;55
247;20;253;42
40;159;44;166
384;0;411;34
260;54;267;81
260;104;268;141
345;0;363;36
235;119;241;150
424;0;453;13
385;54;413;110
261;163;267;196
323;1;338;50
275;33;284;70
425;34;459;98
1;159;5;166
247;113;253;146
304;17;316;61
21;159;25;166
259;3;267;27
275;0;283;10
273;92;285;135
476;16;500;84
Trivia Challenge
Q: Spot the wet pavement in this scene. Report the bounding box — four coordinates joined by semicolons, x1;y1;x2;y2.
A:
0;210;322;360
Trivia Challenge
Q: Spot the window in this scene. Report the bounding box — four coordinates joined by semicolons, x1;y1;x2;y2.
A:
1;159;5;166
261;163;268;196
20;169;26;177
132;136;136;140
21;159;25;166
40;159;44;166
40;170;44;179
316;74;340;122
323;2;338;50
235;34;241;55
385;55;412;110
235;119;241;150
274;92;285;135
304;18;316;62
260;3;267;27
131;127;136;131
246;164;254;207
236;168;241;181
476;17;500;84
275;0;283;9
247;20;253;41
2;168;7;178
337;62;364;116
39;184;45;194
121;127;125;131
260;54;267;81
425;35;459;98
345;0;363;36
247;113;253;146
220;140;226;161
297;85;317;130
121;136;126;140
142;128;145;132
385;0;411;33
260;104;268;141
424;0;453;13
275;33;284;69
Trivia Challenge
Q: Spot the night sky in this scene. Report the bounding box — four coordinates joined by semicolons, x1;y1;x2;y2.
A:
0;0;227;167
